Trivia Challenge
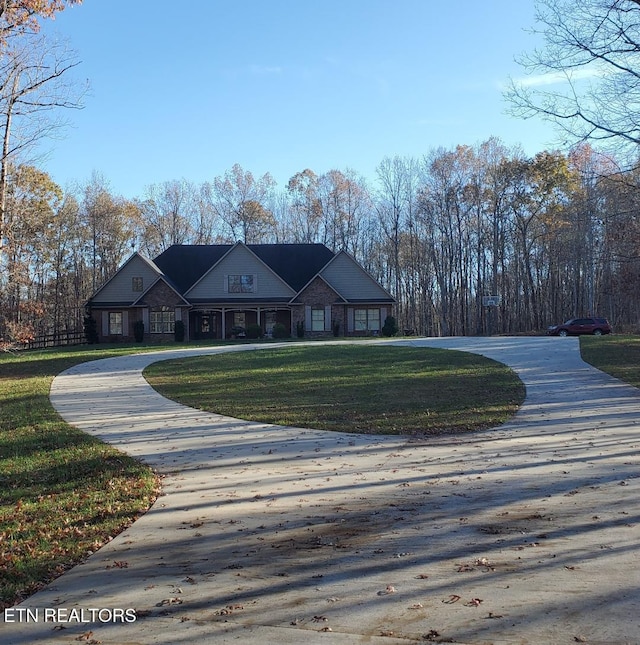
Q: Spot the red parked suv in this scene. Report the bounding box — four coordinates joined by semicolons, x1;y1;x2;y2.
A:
547;317;612;337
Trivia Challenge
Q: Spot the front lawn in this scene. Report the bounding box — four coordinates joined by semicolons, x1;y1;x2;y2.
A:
0;345;162;609
144;344;526;436
580;334;640;387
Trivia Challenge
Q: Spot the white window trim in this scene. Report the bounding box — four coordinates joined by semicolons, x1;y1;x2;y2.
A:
150;307;175;334
354;308;381;332
311;307;325;332
108;311;123;335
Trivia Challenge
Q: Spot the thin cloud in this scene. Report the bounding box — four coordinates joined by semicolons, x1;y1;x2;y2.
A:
249;64;283;75
415;116;466;127
323;55;391;95
514;66;607;88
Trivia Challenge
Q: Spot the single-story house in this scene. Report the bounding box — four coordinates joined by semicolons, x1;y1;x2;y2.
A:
86;242;396;342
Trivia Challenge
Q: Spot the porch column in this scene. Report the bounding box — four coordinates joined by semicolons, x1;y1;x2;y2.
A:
221;307;226;340
257;306;261;331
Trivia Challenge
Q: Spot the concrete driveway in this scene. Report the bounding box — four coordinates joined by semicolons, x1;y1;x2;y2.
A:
3;337;640;645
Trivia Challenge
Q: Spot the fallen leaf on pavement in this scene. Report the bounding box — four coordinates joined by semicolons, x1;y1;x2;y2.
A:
156;597;183;607
465;598;483;607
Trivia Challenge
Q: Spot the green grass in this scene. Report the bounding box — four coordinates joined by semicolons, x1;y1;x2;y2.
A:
145;344;526;436
580;334;640;387
0;344;165;609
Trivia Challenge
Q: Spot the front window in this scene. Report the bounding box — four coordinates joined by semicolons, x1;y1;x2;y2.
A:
132;277;143;292
228;274;254;293
354;308;380;331
108;312;123;335
311;307;325;332
150;306;175;333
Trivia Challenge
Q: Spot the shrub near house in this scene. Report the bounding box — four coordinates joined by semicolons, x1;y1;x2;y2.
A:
86;242;395;342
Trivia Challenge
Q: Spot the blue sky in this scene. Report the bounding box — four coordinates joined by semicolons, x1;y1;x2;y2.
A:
38;1;561;199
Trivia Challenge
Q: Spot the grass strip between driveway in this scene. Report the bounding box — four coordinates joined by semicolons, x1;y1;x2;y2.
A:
144;344;526;436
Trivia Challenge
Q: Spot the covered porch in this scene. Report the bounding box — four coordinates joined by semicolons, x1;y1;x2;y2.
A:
189;306;293;340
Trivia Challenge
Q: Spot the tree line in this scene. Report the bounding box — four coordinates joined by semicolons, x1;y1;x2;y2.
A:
1;138;639;344
2;0;640;344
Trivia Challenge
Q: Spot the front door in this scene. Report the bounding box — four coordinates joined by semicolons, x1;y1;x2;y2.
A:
194;313;217;339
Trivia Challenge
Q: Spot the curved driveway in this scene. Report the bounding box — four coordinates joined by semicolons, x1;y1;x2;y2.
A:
4;337;640;644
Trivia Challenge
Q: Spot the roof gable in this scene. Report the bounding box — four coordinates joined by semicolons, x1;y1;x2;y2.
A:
90;246;393;308
185;242;296;300
320;251;395;302
90;253;162;305
293;274;346;303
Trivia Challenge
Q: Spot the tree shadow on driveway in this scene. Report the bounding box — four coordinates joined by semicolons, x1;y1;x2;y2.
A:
6;338;640;644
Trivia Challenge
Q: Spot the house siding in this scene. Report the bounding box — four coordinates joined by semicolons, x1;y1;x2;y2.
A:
320;252;392;301
186;244;295;300
91;255;160;305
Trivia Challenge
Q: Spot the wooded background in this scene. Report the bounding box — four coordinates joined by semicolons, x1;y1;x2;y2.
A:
1;140;638;343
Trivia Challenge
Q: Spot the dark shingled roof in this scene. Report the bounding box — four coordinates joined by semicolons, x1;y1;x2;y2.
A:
152;243;335;294
152;245;232;292
247;244;334;292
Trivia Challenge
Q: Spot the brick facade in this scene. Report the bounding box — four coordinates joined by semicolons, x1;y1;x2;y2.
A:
139;281;184;309
294;277;345;338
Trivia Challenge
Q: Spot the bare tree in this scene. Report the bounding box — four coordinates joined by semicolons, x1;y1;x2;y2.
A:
317;168;371;257
507;0;640;152
139;179;199;256
286;168;322;243
0;34;84;272
375;156;419;330
211;163;276;243
80;172;140;292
